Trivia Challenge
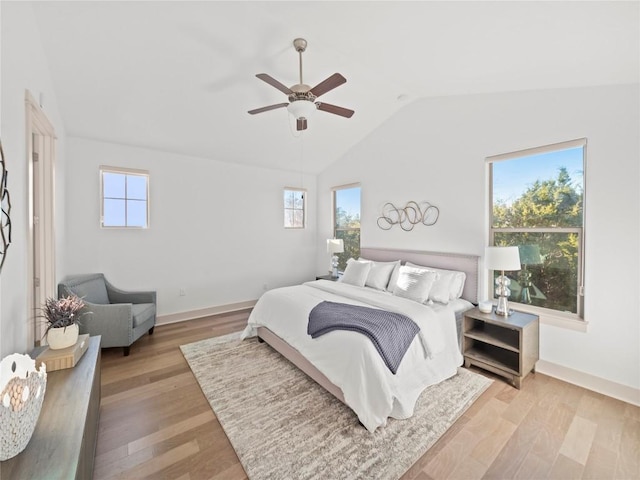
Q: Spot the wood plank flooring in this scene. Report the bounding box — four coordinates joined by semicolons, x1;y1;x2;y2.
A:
95;311;640;479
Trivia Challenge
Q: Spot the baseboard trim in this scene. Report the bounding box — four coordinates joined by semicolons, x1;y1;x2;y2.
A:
536;359;640;406
157;300;257;326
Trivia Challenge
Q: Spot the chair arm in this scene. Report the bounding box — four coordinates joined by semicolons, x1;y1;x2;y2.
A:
79;302;134;345
104;278;156;305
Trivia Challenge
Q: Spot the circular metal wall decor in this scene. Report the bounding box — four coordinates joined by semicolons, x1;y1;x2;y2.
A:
0;141;12;273
377;201;439;231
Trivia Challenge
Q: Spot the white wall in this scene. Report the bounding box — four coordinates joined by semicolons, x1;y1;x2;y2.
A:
64;137;317;317
0;2;67;358
317;84;640;391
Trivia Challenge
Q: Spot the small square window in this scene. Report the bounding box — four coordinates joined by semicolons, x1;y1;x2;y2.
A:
100;167;149;228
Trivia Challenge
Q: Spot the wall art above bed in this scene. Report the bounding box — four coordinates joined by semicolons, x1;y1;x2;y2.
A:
377;201;439;231
0;141;12;273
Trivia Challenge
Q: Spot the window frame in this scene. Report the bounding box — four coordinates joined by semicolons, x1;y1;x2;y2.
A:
100;166;150;229
332;183;361;270
487;138;586;321
283;187;306;229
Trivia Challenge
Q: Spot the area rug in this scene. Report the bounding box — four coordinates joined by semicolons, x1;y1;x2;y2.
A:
181;333;492;480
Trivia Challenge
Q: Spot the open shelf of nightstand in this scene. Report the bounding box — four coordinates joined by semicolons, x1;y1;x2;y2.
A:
464;325;519;353
464;346;519;376
462;307;539;389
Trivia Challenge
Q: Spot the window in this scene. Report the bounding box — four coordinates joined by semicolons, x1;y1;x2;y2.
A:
100;166;149;228
333;184;361;270
488;139;585;318
284;188;305;229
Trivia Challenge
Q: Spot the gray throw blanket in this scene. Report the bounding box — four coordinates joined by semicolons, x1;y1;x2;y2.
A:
307;301;420;374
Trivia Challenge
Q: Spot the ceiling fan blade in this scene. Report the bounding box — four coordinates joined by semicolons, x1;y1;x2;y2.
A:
309;73;346;97
316;102;355;118
297;118;308;131
248;103;288;115
256;73;293;95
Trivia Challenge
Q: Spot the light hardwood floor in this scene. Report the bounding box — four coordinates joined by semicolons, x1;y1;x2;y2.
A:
95;311;640;480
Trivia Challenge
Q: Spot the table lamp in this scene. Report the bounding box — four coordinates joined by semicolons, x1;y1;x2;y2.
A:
486;246;521;316
326;239;344;277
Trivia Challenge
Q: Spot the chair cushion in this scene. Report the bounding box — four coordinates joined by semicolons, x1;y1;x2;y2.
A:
131;303;156;328
68;277;110;305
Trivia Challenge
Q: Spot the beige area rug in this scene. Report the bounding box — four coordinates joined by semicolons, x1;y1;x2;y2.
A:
181;333;492;480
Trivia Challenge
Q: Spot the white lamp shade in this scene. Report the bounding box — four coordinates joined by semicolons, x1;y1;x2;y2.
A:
327;238;344;254
485;246;521;271
287;100;316;119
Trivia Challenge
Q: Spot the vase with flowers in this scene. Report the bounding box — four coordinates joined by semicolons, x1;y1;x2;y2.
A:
41;295;87;350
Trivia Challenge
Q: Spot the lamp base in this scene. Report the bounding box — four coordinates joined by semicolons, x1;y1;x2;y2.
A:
330;255;339;278
495;296;513;316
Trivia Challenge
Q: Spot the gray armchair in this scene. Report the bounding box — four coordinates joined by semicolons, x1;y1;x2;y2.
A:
58;273;156;356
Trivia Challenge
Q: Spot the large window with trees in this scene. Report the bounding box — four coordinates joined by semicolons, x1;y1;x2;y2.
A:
488;139;585;318
333;184;361;270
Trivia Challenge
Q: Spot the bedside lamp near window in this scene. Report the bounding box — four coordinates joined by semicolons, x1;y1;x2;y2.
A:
327;239;344;278
486;246;521;316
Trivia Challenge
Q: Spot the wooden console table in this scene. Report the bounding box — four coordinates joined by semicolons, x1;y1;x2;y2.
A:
1;336;101;479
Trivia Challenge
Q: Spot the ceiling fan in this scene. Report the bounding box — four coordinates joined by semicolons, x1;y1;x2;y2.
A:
248;38;354;131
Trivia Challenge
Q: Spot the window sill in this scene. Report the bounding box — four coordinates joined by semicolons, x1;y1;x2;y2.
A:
510;303;588;332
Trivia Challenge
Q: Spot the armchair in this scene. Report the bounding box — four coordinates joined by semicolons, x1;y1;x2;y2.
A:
58;273;156;356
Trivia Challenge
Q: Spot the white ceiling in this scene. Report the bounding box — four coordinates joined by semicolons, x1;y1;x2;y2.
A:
30;1;639;174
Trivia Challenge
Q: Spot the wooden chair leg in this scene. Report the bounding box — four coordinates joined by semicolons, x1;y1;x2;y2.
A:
149;326;154;335
123;346;130;356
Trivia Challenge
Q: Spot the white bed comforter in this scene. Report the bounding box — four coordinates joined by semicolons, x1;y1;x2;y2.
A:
241;280;463;432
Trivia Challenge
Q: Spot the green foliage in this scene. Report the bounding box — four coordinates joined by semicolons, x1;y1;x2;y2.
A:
335;207;361;270
494;167;583;228
493;167;582;314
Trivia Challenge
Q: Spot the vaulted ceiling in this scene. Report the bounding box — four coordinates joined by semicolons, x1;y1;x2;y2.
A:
30;1;639;173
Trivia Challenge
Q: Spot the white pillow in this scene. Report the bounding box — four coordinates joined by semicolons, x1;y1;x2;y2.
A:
425;273;452;304
406;262;466;301
358;258;400;291
387;263;402;292
340;259;372;287
392;266;438;304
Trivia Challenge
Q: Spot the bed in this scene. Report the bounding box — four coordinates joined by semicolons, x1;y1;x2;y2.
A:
241;248;479;432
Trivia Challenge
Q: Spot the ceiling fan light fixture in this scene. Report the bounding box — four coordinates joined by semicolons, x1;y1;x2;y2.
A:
249;38;354;129
287;100;317;119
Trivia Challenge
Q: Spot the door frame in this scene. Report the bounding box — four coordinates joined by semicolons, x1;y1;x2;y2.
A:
25;90;57;347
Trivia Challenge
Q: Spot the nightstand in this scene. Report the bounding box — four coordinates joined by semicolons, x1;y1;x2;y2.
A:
462;307;539;389
315;274;341;281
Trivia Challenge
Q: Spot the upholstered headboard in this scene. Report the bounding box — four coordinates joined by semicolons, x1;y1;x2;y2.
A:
359;247;480;304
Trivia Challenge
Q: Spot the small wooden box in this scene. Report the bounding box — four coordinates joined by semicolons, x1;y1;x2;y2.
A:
36;334;90;372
